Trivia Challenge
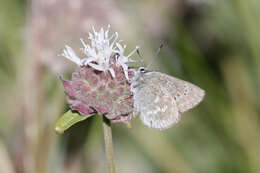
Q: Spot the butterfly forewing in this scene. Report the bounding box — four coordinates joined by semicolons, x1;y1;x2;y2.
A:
151;72;205;113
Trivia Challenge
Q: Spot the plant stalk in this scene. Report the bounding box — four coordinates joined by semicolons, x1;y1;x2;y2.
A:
102;116;115;173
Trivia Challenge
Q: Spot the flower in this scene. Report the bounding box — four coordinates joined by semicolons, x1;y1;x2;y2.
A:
61;45;82;66
61;25;138;80
114;43;140;80
59;26;140;124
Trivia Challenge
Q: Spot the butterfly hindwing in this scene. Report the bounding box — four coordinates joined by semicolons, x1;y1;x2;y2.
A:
133;74;180;130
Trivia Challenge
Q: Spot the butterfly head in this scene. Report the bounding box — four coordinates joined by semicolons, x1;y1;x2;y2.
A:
130;66;148;91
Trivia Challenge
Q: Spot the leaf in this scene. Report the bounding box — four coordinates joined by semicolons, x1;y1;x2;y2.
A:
55;110;89;134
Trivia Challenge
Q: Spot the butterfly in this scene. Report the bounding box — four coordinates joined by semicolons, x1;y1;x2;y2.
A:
131;67;205;130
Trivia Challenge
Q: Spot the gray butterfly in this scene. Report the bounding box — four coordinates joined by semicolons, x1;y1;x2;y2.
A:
131;67;205;130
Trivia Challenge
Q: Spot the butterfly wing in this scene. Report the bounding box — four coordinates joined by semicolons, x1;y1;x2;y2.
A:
133;77;180;130
146;72;205;113
174;80;205;113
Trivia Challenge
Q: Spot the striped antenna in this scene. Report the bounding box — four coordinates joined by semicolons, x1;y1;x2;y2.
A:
147;43;164;70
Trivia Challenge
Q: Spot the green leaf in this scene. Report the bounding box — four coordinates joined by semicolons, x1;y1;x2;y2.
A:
55;110;89;134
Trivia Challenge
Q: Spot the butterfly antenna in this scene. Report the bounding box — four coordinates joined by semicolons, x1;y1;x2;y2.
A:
156;43;164;56
147;43;164;70
137;48;141;58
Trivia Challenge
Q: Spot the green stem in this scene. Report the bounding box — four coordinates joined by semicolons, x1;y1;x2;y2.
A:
102;116;116;173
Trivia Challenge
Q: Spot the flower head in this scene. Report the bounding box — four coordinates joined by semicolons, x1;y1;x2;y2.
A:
60;26;140;124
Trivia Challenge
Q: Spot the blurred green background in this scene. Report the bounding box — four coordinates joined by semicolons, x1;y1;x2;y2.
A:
1;0;260;173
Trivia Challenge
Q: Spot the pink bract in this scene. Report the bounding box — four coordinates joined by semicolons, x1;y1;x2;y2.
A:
60;59;134;124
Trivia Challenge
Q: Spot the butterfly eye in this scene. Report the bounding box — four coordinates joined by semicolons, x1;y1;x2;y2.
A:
139;67;146;73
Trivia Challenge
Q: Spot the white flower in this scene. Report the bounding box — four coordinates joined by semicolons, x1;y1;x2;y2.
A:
60;25;139;80
61;45;82;66
114;43;139;80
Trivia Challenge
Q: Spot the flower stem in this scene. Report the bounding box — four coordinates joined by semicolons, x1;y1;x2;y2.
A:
102;116;116;173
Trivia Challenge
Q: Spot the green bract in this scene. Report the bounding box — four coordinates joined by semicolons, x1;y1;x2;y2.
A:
55;110;90;134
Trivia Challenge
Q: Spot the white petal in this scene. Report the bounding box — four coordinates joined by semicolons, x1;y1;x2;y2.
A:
110;32;118;48
109;68;116;78
88;62;105;71
81;57;96;66
80;38;88;48
116;43;124;53
122;64;129;80
62;45;81;65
